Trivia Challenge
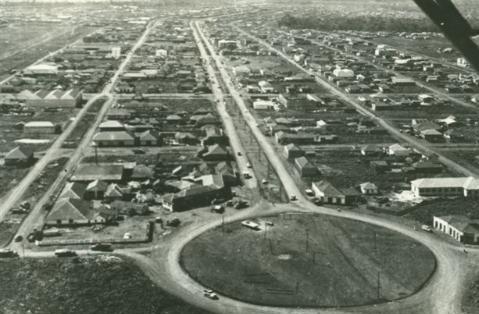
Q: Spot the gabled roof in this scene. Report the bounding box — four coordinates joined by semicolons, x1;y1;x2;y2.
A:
60;182;87;199
204;144;228;156
86;179;108;192
138;130;158;141
94;131;134;141
71;164;124;182
360;182;377;190
46;198;91;222
295;156;315;169
5;146;34;160
313;180;344;197
105;184;123;198
131;164;154;180
99;120;124;129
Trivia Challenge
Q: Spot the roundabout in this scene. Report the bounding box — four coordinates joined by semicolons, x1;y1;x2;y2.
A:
180;212;436;308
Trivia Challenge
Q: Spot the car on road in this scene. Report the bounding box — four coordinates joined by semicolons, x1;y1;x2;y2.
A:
203;289;219;300
246;162;252;168
421;225;433;232
0;249;18;258
91;243;113;252
211;205;225;213
290;195;298;201
261;179;268;185
237;152;242;156
166;218;181;227
14;235;23;242
54;249;76;257
132;149;146;155
243;172;252;179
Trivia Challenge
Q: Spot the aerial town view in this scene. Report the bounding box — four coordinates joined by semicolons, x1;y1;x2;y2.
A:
1;0;479;313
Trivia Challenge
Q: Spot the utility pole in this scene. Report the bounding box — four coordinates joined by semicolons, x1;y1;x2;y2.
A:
377;271;381;300
305;228;310;252
222;214;225;233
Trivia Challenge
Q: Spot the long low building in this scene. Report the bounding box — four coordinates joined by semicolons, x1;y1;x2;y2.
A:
433;215;479;244
411;177;479;198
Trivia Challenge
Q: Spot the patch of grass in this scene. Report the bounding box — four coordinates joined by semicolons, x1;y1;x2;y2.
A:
181;213;436;308
0;256;211;314
0;222;19;247
462;270;479;314
0;166;30;199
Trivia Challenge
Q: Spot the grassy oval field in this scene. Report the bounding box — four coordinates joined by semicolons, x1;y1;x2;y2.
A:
181;213;436;308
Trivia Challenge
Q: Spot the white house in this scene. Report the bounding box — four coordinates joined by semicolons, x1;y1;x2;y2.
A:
253;100;275;110
359;182;378;195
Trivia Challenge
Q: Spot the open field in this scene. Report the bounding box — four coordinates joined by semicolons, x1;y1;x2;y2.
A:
0;256;211;314
181;213;436;308
0;23;96;81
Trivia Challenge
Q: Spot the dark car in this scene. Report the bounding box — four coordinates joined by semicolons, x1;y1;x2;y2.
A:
91;243;114;252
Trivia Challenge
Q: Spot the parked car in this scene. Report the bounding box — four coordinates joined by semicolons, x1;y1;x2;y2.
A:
421;225;433;232
166;218;181;227
54;249;76;257
132;149;146;155
91;243;113;252
0;249;18;258
212;205;225;213
241;220;260;230
203;289;219;300
14;235;23;242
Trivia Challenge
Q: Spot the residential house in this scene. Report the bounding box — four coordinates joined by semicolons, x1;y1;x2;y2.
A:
60;182;87;200
24;121;56;134
4;146;34;166
202;125;228;146
200;144;230;161
137;130;160;146
99;120;125;132
294;156;319;178
312;180;360;205
45;198;108;226
175;132;199;145
163;174;230;211
70;164;124;182
283;143;305;160
85;180;108;200
93;131;135;147
359;182;378;195
386;143;412;157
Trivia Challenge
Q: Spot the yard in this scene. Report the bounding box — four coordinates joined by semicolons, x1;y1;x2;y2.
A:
0;256;211;314
181;213;436;307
